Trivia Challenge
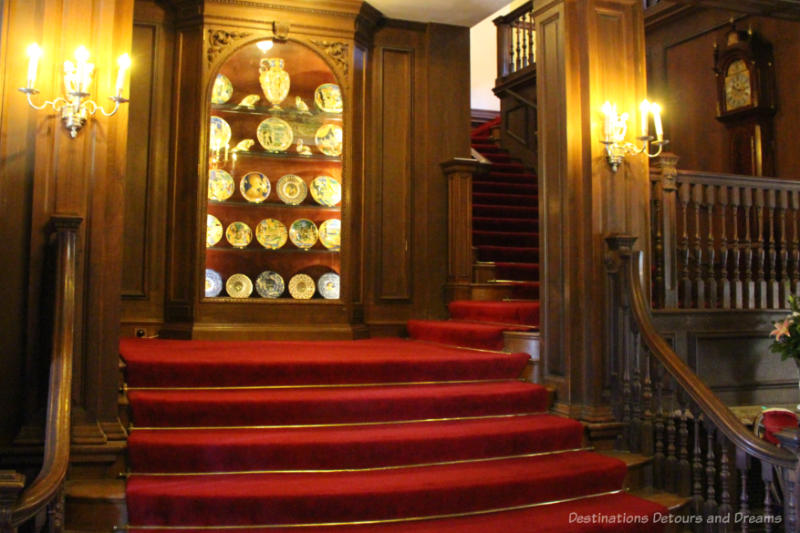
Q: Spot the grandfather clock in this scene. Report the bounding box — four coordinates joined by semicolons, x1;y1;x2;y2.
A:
714;23;776;176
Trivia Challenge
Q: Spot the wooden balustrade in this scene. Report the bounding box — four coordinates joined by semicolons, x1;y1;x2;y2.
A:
494;2;535;80
608;234;800;531
651;156;800;309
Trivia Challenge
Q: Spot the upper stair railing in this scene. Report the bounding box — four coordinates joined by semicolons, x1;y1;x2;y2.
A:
607;234;800;531
0;215;81;533
494;2;535;80
651;155;800;310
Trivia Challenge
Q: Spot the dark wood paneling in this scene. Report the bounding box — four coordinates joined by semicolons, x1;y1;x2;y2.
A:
377;47;413;301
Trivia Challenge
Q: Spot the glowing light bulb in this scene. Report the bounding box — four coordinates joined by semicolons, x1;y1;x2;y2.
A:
651;103;663;141
639;99;651;138
257;40;274;53
115;53;131;96
26;43;42;89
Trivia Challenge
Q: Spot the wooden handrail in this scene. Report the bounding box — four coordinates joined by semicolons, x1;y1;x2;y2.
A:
494;1;533;25
0;215;81;531
611;234;797;469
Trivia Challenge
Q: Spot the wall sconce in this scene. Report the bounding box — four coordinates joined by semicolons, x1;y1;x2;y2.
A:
600;100;669;172
18;44;131;138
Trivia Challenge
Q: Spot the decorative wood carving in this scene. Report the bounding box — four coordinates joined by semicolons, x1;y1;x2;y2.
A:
312;40;349;77
207;29;252;65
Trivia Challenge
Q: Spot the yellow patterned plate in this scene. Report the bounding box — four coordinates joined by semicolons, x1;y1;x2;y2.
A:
211;73;233;104
314;123;343;157
314;83;343;113
226;273;253;298
206;214;223;247
239;172;271;203
319;219;341;251
289;219;318;250
276;174;307;205
210;116;231;151
257;117;293;153
288;273;315;299
255;218;287;250
225;221;252;249
310;176;341;207
208;169;235;201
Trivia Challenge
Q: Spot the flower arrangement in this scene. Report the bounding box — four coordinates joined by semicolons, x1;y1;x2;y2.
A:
770;295;800;362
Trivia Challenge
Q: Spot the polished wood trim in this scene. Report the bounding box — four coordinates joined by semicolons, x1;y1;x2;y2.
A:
0;216;80;527
610;234;797;469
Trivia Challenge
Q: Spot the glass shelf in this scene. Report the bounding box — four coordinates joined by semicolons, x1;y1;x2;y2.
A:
207;247;339;254
228;150;341;163
209;200;341;210
212;103;343;122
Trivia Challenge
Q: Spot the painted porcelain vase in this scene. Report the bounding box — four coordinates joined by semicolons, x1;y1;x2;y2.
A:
259;58;290;110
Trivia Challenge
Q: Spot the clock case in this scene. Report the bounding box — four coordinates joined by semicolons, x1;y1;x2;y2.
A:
713;24;777;176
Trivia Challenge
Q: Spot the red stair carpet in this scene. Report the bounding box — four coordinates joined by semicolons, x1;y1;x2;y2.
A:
407;120;542;347
122;336;666;532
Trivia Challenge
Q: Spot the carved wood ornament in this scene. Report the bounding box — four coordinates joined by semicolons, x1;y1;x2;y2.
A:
207;29;252;65
312;40;350;77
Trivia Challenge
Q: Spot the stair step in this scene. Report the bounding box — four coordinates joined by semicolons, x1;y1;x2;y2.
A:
473;180;537;195
473;204;538;219
128;381;549;427
125;452;629;527
473;192;538;207
449;300;540;326
471;143;505;153
128;414;582;473
473;230;539;247
121;338;528;388
476;245;539;263
407;319;531;350
473;216;538;232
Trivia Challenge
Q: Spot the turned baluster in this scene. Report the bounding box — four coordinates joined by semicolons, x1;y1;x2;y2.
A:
791;190;800;298
736;449;751;533
692;408;705;533
653;361;666;489
718;186;731;308
652;178;666;308
717;437;733;532
755;188;768;308
528;12;535;64
706;185;718;307
677;389;691;497
514;19;522;72
763;462;775;533
693;183;706;308
783;466;798;533
766;189;779;307
622;318;632;451
641;348;654;458
666;385;678;492
742;188;755;308
704;420;719;526
679;182;692;307
630;326;642;453
779;190;790;306
519;16;528;69
730;187;743;308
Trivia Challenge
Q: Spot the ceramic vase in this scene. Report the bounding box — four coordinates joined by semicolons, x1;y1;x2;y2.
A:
259;58;290;111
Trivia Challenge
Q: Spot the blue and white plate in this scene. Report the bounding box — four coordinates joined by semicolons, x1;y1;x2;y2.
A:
205;269;223;297
317;272;340;300
255;270;285;298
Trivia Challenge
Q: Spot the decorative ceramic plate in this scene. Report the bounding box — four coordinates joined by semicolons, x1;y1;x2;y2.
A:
289;219;318;249
288;273;315;299
205;269;223;297
314;123;343;157
239;172;271;203
317;272;340;300
208;169;235;201
210;116;232;150
255;270;285;298
225;221;252;248
211;73;233;104
310;176;342;207
276;174;307;205
319;219;341;251
255;218;287;250
206;214;223;247
226;273;253;298
314;83;343;113
257;117;293;153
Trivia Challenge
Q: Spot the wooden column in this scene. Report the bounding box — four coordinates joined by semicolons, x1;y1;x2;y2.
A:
533;0;649;422
0;0;133;464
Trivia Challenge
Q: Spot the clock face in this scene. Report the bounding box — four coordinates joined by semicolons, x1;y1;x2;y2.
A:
724;59;752;111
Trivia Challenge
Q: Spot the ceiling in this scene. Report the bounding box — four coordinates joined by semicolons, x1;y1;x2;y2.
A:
367;0;512;27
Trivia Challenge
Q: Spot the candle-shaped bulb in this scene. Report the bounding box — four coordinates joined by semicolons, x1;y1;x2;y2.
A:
639;99;651;138
26;43;42;89
601;101;615;139
651;103;663;141
74;46;90;93
116;53;131;96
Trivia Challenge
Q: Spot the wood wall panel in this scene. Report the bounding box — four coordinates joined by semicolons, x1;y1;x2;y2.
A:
377;48;413;301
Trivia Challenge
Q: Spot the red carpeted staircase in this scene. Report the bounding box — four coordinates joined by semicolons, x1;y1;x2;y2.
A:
407;118;541;351
121;337;666;532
